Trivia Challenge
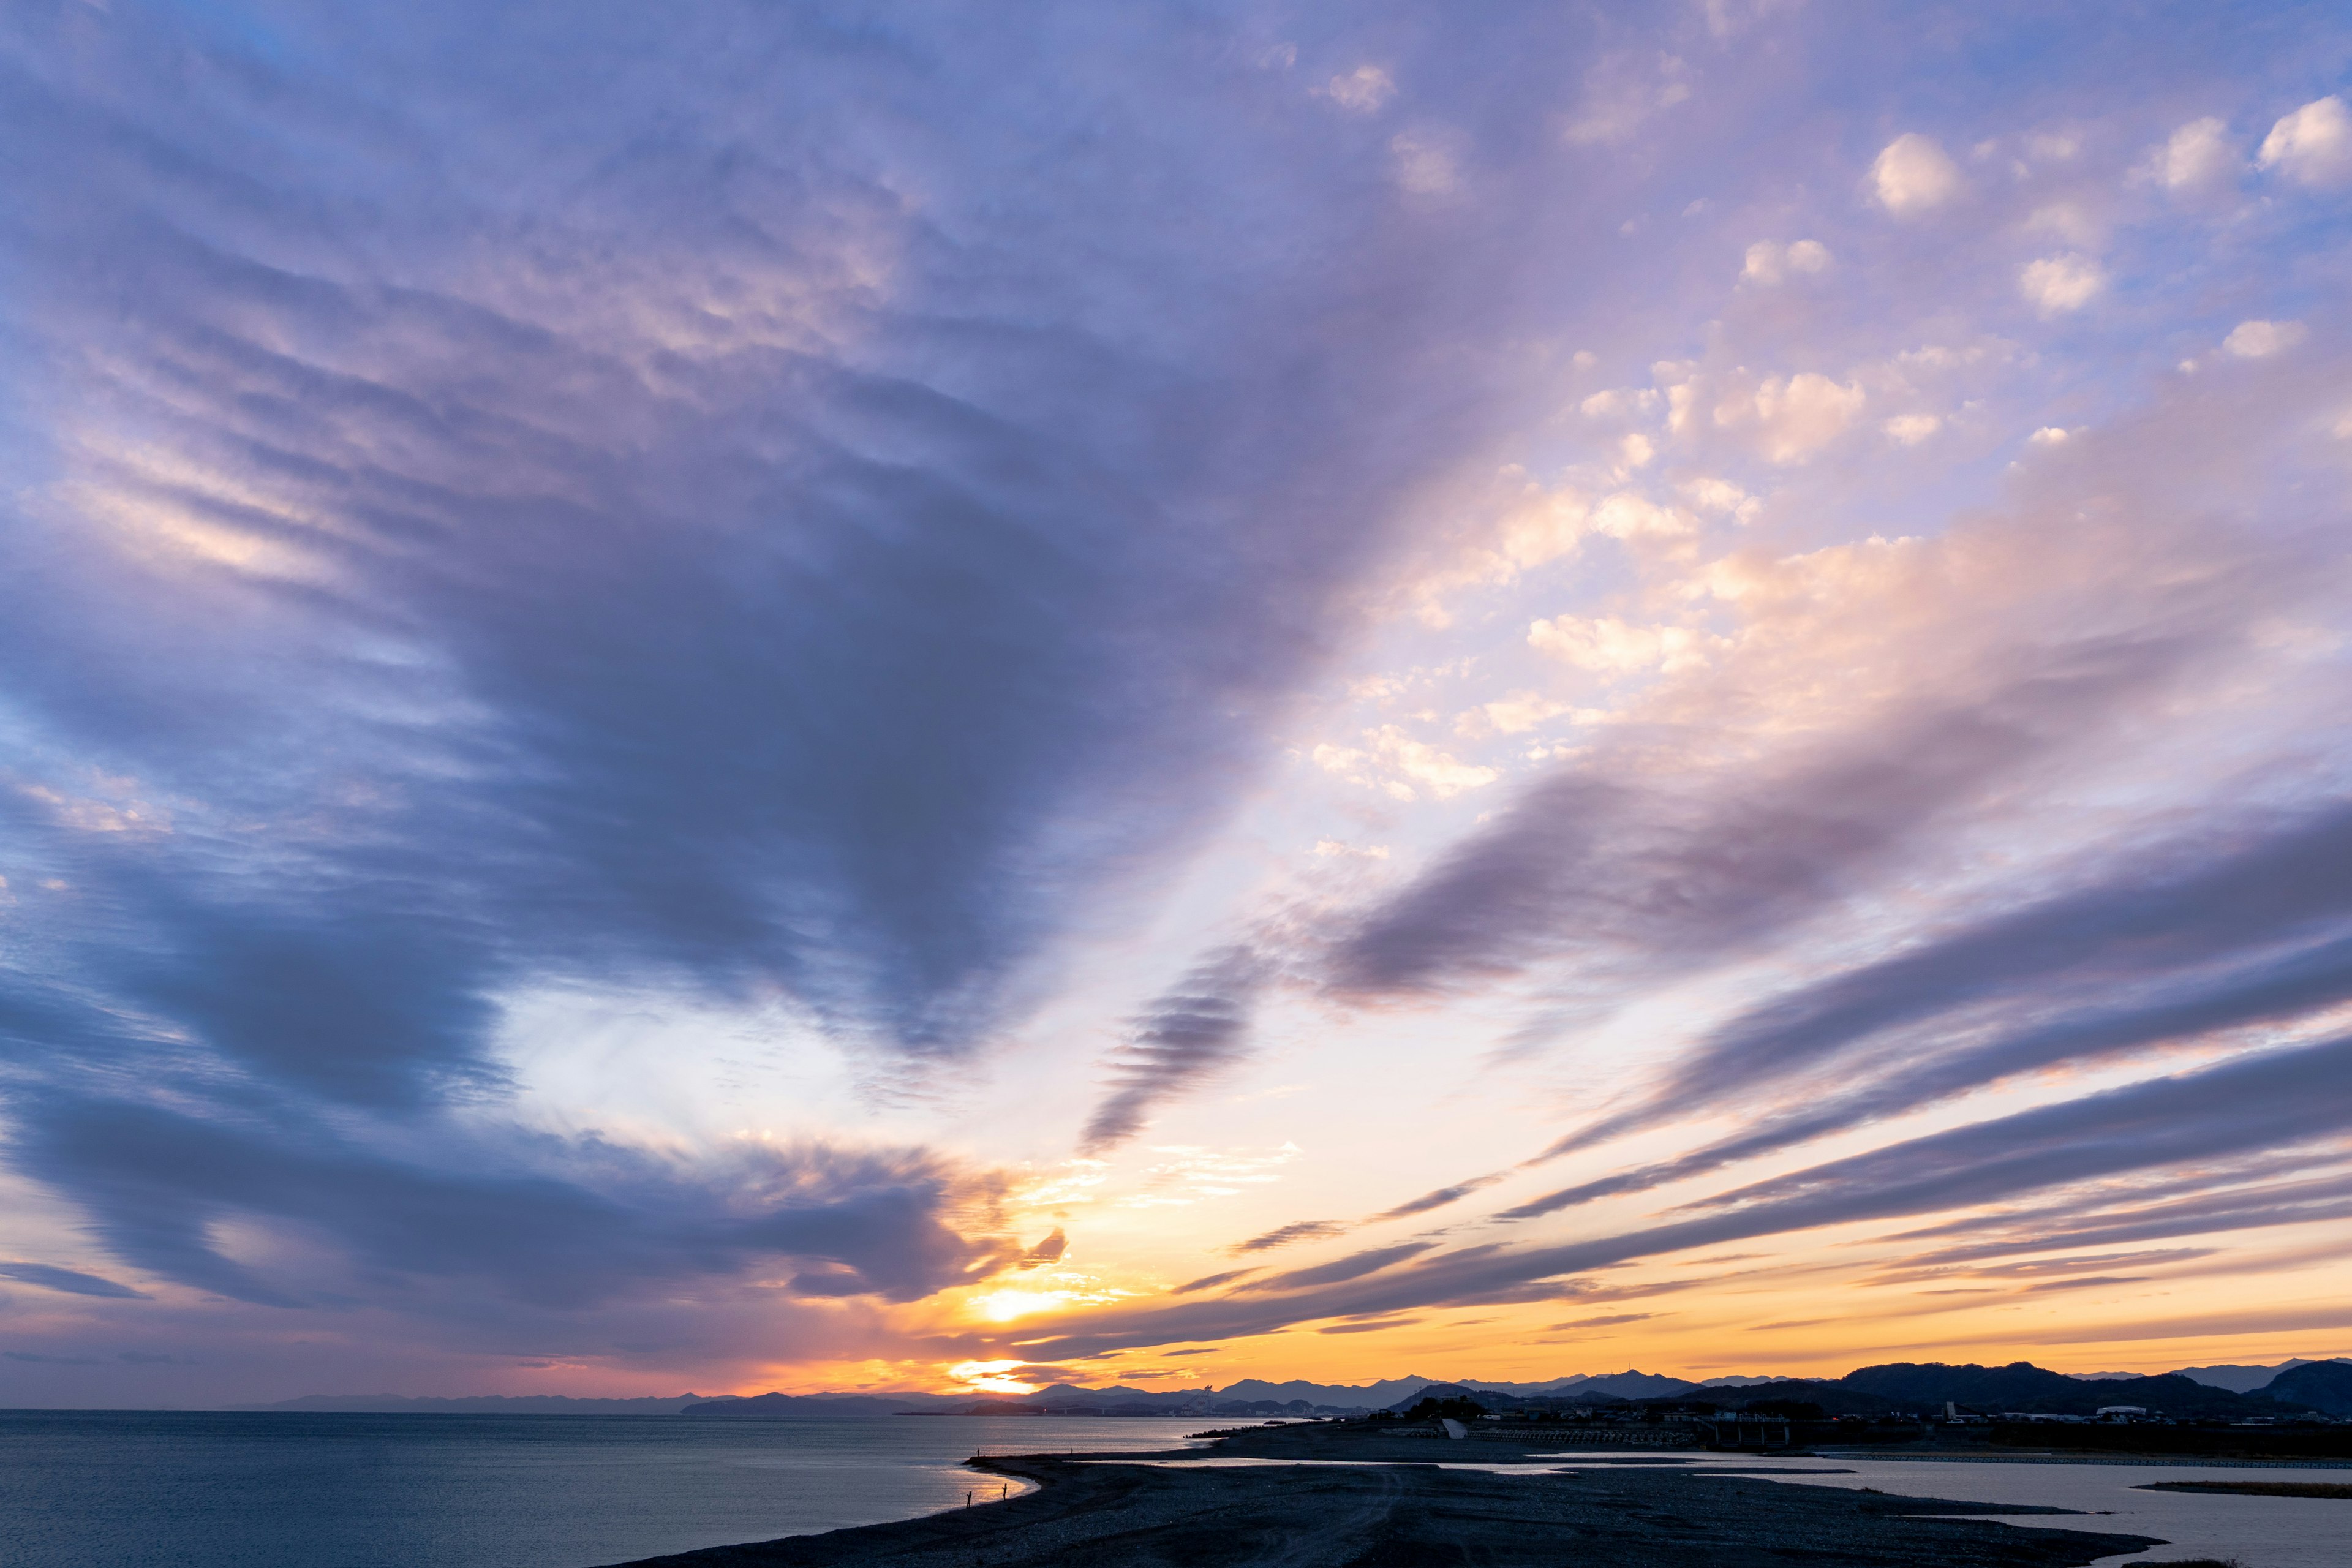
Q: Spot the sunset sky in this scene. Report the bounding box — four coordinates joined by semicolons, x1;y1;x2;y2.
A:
5;1;2352;1408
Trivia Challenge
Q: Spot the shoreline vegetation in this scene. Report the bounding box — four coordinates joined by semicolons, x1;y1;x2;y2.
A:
604;1422;2168;1567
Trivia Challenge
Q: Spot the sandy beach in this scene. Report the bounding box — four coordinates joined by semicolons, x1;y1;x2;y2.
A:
606;1423;2168;1567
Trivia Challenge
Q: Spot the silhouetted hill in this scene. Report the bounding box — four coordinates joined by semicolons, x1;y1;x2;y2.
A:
2261;1360;2352;1417
2171;1357;2334;1392
1708;1379;1896;1417
1839;1362;2283;1418
1217;1376;1433;1408
1575;1370;1700;1400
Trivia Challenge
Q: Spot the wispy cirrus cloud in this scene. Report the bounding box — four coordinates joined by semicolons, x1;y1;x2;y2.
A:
1229;1219;1352;1255
1081;948;1267;1155
1012;1033;2352;1356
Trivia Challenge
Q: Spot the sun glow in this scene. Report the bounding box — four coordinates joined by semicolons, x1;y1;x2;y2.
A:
948;1359;1039;1395
973;1289;1068;1323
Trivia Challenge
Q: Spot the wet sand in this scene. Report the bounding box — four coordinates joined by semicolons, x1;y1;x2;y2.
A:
605;1422;2166;1566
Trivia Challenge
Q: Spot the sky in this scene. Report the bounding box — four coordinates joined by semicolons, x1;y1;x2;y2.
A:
3;1;2351;1408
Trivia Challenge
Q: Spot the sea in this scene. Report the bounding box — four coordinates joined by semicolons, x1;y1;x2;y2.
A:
0;1411;1227;1568
11;1414;2352;1568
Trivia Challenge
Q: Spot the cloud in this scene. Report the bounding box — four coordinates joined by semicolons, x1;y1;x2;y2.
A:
1890;1164;2352;1265
1325;629;2203;1001
1749;373;1865;462
1740;239;1831;285
2223;320;2307;359
1014;1230;1068;1270
1390;127;1466;195
0;0;1605;1293
0;1263;148;1300
1231;1241;1437;1292
1321;66;1396;113
1230;1220;1352;1255
1318;1317;1420;1333
2020;254;2106;316
6;0;2352;1396
1565;51;1692;147
12;1091;1012;1310
1316;727;1500;802
1870;134;1961;215
2259;96;2352;186
1373;1174;1507;1221
1883;413;1941;446
1079;948;1265;1155
4;0;1675;1376
1173;1268;1259;1295
2149;116;2238;190
1683;1035;2352;1223
1528;616;1721;675
1014;1035;2352;1356
1537;798;2352;1177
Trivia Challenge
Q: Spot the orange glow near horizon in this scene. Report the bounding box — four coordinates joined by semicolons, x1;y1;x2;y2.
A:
948;1360;1041;1395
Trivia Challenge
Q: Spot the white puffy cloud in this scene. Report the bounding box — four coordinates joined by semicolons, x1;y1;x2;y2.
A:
2149;116;2238;190
1870;133;1961;215
1479;484;1692;577
1467;692;1571;736
1740;238;1831;285
1371;726;1498;799
2019;254;2105;316
1883;413;1942;446
2258;96;2352;186
2223;320;2307;359
2029;426;2072;447
1321;65;1396;113
1528;616;1723;675
1679;477;1758;521
1589;491;1696;540
1314;727;1498;801
1743;372;1865;463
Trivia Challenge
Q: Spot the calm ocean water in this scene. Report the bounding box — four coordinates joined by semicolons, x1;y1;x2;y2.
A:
0;1411;1225;1568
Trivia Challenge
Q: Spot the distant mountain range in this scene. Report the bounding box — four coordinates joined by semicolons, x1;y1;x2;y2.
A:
2168;1357;2343;1393
1392;1359;2352;1421
243;1356;2352;1417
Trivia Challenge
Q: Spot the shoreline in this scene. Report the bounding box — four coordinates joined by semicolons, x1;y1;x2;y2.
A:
602;1423;2167;1567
